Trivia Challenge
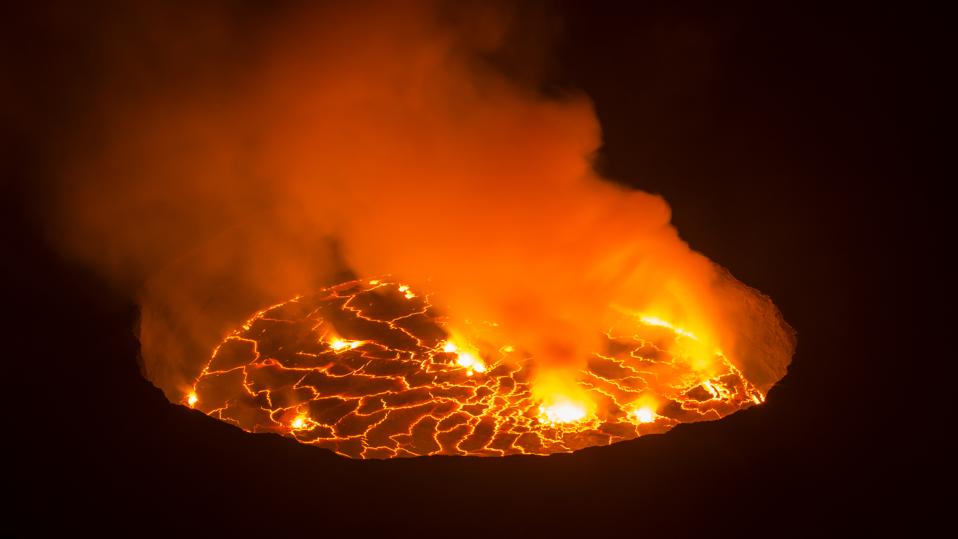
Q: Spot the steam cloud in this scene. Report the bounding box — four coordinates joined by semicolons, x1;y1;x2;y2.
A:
44;0;794;401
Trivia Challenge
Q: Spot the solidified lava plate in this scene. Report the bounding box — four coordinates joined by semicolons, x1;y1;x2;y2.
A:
187;279;766;458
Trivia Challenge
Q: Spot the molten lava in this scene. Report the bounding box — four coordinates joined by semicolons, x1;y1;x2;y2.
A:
187;279;767;458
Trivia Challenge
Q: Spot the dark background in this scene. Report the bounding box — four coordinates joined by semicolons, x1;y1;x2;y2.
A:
5;0;941;534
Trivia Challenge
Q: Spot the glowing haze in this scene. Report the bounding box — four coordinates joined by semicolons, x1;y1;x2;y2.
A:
45;0;794;451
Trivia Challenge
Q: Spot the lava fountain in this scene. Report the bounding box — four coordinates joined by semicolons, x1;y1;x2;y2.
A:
187;278;776;458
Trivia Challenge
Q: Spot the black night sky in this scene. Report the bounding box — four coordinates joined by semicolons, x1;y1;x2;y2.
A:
6;1;941;534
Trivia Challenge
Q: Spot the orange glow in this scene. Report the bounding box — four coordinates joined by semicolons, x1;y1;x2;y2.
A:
186;392;198;407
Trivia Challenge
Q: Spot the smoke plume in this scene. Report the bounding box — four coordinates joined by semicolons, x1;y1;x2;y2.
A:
44;0;793;402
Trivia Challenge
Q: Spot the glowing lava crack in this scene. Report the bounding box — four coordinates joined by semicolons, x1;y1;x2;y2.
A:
186;280;766;458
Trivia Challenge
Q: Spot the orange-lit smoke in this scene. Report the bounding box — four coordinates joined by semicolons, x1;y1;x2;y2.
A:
44;1;794;405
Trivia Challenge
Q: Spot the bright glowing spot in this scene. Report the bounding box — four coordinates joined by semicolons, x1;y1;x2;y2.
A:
702;380;719;399
639;315;699;340
187;392;198;407
329;339;363;351
454;351;486;374
442;341;458;353
368;280;380;285
404;290;416;299
291;414;309;430
456;352;475;368
501;345;514;353
632;407;655;423
538;402;587;424
398;285;410;292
